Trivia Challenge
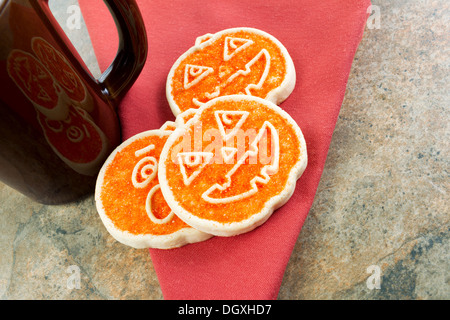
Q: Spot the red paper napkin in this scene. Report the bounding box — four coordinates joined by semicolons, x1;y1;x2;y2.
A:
79;0;369;299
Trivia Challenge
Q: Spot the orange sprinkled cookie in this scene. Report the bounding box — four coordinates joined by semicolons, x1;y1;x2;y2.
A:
158;95;307;236
95;124;212;249
166;27;296;116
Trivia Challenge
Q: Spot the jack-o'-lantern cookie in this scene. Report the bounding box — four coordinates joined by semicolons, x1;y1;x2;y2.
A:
158;95;307;236
166;27;296;115
95;124;212;249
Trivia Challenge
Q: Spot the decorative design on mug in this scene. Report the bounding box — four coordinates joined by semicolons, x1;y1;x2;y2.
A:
66;124;89;143
37;105;108;176
7;49;70;120
31;37;93;111
7;40;107;177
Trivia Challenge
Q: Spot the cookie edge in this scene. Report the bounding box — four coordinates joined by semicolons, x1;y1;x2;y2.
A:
166;27;296;116
158;95;307;237
95;129;213;249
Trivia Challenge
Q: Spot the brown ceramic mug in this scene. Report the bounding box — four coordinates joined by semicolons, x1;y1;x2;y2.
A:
0;0;147;204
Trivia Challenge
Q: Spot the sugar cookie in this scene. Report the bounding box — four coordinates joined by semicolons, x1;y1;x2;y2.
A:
166;27;296;115
158;95;307;236
95;124;213;249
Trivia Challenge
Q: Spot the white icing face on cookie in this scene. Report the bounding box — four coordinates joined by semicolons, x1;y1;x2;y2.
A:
166;27;296;116
158;96;307;237
95;123;212;249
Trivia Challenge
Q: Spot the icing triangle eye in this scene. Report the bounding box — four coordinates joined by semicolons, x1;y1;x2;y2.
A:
177;152;214;185
223;37;254;61
184;64;214;89
221;147;238;163
214;110;249;141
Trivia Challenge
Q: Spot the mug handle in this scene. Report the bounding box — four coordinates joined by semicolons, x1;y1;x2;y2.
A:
36;0;147;103
98;0;148;102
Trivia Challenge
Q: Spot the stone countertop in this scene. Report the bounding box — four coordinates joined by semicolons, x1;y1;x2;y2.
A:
0;0;448;299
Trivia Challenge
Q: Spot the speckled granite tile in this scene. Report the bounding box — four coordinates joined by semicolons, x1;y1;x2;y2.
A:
1;0;162;300
278;0;449;299
1;184;163;300
0;0;448;300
